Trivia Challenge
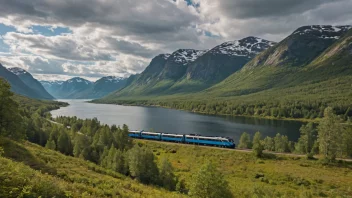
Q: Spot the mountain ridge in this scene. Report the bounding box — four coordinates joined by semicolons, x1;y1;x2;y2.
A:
110;36;276;98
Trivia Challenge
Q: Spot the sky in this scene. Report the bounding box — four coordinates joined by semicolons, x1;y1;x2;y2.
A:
0;0;351;81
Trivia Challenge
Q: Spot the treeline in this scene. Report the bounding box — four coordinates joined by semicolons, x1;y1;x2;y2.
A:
98;99;352;121
238;107;352;160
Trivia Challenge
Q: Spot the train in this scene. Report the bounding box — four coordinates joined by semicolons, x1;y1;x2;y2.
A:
128;130;235;148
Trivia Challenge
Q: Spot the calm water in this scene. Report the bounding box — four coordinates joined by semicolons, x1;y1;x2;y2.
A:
51;100;304;143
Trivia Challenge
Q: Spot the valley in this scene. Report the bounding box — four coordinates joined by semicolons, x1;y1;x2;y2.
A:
94;25;352;121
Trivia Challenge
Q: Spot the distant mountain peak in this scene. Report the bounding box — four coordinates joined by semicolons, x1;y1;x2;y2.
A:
293;25;351;39
170;49;208;65
67;77;92;84
40;80;65;87
7;67;28;75
210;37;276;57
99;76;125;83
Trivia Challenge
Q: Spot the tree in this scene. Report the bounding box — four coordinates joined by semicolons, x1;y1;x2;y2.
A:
317;107;344;160
57;129;72;155
176;179;188;194
159;158;176;191
45;139;56;150
238;132;252;149
252;132;264;157
189;162;233;198
274;133;289;152
295;123;317;154
114;124;132;151
0;79;24;139
127;145;159;185
263;137;275;151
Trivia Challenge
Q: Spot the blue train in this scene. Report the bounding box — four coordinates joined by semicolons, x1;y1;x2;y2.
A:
129;130;235;148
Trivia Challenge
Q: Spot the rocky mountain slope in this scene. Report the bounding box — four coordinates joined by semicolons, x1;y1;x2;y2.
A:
0;64;54;99
110;37;275;97
185;36;276;83
204;25;352;97
8;67;54;99
243;25;351;70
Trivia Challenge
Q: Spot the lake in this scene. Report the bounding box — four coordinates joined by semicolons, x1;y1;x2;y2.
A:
51;100;304;143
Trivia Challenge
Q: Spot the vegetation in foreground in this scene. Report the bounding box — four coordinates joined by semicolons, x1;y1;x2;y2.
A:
139;140;352;197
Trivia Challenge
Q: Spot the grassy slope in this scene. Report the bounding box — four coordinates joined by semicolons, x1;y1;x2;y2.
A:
138;140;352;197
0;138;183;198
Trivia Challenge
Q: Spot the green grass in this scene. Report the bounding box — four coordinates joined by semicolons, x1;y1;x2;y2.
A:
137;140;352;197
0;138;184;198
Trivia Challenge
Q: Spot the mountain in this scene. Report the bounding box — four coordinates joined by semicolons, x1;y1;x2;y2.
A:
243;25;351;70
8;67;54;99
108;37;275;98
159;49;208;80
185;36;276;83
40;80;65;97
204;25;352;97
71;76;128;99
0;64;53;99
42;77;93;99
41;76;128;99
95;25;352;120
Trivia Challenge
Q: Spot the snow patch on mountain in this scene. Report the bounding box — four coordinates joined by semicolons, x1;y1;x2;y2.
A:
67;77;92;85
162;54;171;60
40;80;64;87
101;76;125;83
7;67;28;75
293;25;351;39
210;37;276;57
171;49;208;65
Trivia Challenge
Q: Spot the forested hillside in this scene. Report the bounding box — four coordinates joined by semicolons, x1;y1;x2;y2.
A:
96;26;352;121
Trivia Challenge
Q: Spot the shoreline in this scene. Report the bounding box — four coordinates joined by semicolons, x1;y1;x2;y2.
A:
90;100;318;123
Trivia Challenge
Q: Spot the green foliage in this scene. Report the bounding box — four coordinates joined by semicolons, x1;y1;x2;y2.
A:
189;162;233;198
263;136;275;151
252;132;264;157
0;146;4;156
0;138;182;198
238;132;252;149
45;139;56;150
317;107;346;160
176;179;188;194
0;79;24;139
101;146;128;175
274;133;290;153
159;158;176;191
295;123;317;154
127;145;159;185
57;129;73;155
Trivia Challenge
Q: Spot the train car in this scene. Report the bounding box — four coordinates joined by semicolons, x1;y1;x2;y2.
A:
141;131;161;140
128;130;143;138
161;133;185;143
185;135;235;148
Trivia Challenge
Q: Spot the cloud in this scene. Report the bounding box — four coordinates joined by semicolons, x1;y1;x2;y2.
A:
198;0;345;19
0;0;351;81
3;32;114;61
